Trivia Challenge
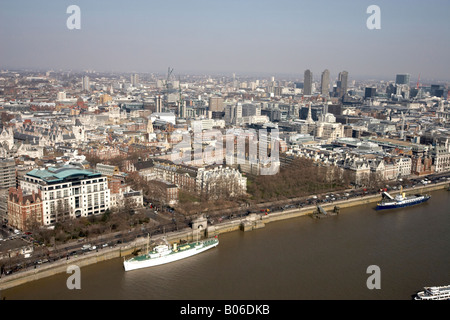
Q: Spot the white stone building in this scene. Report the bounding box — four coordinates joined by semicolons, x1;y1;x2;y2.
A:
431;145;450;173
196;166;247;199
395;157;412;177
20;165;110;225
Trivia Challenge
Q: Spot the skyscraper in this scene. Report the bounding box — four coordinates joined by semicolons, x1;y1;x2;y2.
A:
131;74;139;87
395;74;410;86
303;69;313;95
337;71;348;98
320;69;330;96
82;76;90;92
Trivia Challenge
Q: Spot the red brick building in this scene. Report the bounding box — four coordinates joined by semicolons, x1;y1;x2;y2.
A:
8;187;43;231
411;156;434;176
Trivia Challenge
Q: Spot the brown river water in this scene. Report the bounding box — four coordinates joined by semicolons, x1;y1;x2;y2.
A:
2;189;450;300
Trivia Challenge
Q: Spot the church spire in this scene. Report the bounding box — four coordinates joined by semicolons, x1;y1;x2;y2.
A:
147;118;154;134
306;103;314;123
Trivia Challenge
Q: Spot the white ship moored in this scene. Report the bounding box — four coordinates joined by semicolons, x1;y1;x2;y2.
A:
414;285;450;300
123;236;219;271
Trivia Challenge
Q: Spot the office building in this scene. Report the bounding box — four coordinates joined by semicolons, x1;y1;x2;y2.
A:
0;158;16;189
0;158;16;223
430;84;445;98
82;76;90;92
320;69;330;96
303;69;313;95
294;82;303;89
336;71;348;98
209;97;224;112
131;73;139;87
241;104;261;117
20;165;110;225
365;87;377;99
225;103;242;124
395;74;410;86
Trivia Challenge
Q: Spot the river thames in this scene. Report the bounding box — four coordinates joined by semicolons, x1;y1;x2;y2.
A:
2;189;450;300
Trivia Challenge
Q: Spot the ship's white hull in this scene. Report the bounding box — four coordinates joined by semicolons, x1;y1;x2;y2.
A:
124;241;218;271
414;285;450;300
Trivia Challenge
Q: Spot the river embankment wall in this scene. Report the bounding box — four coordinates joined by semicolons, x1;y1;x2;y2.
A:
1;181;448;291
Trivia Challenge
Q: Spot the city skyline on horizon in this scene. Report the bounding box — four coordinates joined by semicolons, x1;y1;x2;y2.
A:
3;67;445;87
1;0;449;82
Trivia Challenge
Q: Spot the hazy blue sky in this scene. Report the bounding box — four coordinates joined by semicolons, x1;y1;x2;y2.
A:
1;0;449;81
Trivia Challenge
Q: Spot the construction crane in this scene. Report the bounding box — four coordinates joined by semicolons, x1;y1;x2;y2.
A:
414;73;425;100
